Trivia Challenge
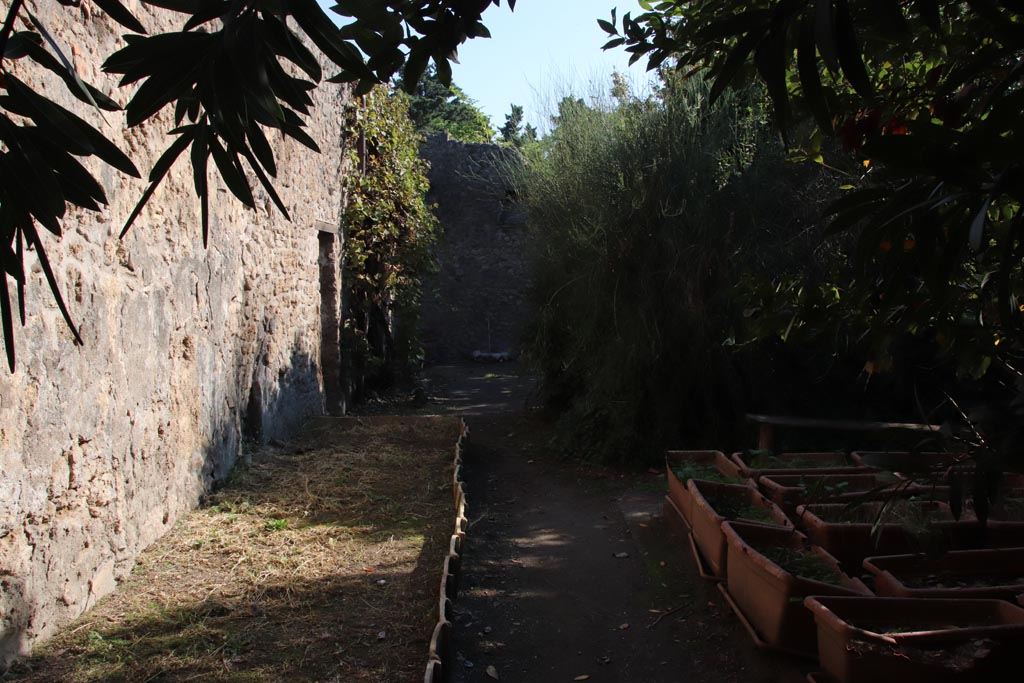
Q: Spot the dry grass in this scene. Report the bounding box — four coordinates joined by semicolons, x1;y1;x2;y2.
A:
8;417;461;683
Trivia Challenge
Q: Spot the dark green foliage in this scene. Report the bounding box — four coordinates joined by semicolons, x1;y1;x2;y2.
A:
711;497;775;525
0;5;141;370
0;0;512;371
758;545;842;586
672;464;732;485
395;65;494;143
514;76;836;462
498;103;537;148
602;0;1024;481
341;86;438;401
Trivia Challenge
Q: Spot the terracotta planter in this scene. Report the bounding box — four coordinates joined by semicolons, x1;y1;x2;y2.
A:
689;479;792;579
850;451;962;475
804;595;1024;682
992;495;1024;521
665;450;740;528
863;547;1024;601
902;479;1024;509
795;501;956;570
758;472;916;514
730;451;871;479
927;519;1024;552
852;451;1024;500
423;659;441;683
720;521;871;656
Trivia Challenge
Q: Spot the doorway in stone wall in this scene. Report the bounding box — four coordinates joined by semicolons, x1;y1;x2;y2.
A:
318;227;344;415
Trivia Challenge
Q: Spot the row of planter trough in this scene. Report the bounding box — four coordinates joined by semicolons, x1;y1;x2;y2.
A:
664;449;1024;682
424;418;470;683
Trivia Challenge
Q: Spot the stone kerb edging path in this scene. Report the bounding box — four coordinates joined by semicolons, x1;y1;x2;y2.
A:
425;418;470;683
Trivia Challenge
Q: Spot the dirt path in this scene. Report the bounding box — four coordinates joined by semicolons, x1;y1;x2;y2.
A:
414;364;808;683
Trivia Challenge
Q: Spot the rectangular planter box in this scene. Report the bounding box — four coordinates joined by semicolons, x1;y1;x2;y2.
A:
864;547;1024;601
851;451;962;475
758;473;915;514
992;496;1024;521
928;519;1024;551
804;595;1024;682
721;521;871;656
795;501;957;570
730;451;872;479
665;450;741;529
853;452;1024;500
688;479;793;579
901;480;1024;510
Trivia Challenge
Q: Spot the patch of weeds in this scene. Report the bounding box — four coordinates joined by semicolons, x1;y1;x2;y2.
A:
711;496;775;524
673;462;731;484
264;518;288;532
84;630;130;656
757;545;842;586
902;570;1024;589
993;497;1024;521
743;450;848;470
209;499;253;515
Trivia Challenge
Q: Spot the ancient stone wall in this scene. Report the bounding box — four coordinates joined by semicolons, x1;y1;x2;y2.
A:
0;6;348;663
418;135;530;363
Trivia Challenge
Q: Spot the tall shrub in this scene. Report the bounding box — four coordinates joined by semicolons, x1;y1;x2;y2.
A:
341;86;438;400
516;77;833;462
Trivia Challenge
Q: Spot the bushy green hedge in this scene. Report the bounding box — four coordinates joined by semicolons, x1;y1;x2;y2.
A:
514;77;836;462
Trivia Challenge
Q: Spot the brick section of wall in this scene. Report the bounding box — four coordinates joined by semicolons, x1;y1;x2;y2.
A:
0;6;349;663
418;135;530;363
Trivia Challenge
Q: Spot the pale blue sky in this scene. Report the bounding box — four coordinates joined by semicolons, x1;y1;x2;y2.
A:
319;1;654;132
448;1;653;131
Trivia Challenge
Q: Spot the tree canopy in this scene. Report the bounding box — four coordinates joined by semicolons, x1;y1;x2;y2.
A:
0;0;514;370
498;103;538;148
394;65;494;143
604;2;1024;372
603;0;1024;483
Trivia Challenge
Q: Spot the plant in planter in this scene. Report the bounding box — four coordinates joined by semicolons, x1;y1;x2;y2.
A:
927;518;1024;553
914;397;1024;527
664;450;740;528
731;450;870;479
720;521;871;657
850;451;964;476
758;472;914;514
687;480;792;580
864;548;1024;601
796;500;960;570
992;496;1024;522
908;471;1024;513
804;595;1024;683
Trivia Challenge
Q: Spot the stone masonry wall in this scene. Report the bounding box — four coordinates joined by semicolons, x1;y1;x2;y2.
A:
418;135;530;363
0;6;349;663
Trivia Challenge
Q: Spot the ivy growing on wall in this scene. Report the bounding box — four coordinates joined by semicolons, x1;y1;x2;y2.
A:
341;85;438;400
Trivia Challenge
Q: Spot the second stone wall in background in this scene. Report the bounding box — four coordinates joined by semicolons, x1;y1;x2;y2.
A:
418;135;531;363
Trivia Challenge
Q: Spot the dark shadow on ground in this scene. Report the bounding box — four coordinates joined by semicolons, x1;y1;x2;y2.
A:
414;362;539;415
407;365;809;682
